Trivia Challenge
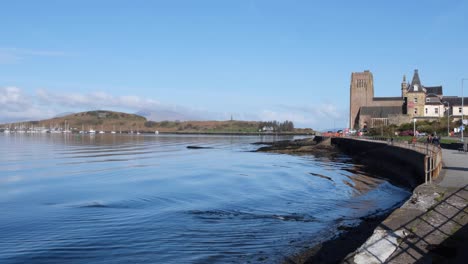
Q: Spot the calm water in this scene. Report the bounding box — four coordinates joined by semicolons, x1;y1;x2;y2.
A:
0;134;410;263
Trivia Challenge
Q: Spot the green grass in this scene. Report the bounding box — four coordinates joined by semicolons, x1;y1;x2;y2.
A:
440;138;459;144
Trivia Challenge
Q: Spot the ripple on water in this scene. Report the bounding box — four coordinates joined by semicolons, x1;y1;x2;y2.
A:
0;134;411;264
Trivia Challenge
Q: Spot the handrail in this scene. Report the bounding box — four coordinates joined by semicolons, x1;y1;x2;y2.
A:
348;136;442;184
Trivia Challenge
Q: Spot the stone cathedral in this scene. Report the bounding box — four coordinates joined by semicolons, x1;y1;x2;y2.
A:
349;69;453;129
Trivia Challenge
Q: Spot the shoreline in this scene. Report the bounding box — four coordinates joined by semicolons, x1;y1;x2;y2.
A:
254;137;417;263
269;137;466;263
158;131;314;136
1;131;315;136
283;209;394;264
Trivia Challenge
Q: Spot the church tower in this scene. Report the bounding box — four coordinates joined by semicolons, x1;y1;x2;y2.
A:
349;70;374;129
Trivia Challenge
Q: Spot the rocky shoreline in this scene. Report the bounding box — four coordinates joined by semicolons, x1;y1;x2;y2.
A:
253;137;338;157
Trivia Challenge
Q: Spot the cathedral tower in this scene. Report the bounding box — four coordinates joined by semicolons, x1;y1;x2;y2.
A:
349;70;374;129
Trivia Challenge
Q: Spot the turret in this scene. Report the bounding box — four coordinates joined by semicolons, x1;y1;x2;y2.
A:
401;74;407;97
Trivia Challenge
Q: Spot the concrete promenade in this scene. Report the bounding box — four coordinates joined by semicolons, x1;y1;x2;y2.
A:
438;148;468;187
344;142;468;264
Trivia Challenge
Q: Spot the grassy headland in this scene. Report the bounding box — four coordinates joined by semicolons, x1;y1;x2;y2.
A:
1;110;315;134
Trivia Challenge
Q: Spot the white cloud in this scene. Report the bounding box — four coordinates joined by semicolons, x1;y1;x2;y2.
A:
0;87;56;122
0;87;196;123
1;87;31;111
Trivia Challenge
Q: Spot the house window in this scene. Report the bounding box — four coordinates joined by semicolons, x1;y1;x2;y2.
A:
425;108;428;114
415;108;418;114
435;108;438;114
414;97;418;103
426;98;430;102
460;107;463;114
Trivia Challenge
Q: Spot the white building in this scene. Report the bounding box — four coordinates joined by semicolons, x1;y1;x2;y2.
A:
443;97;468;119
424;104;444;118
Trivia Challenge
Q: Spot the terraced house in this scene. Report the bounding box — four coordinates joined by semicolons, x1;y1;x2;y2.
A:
349;69;468;129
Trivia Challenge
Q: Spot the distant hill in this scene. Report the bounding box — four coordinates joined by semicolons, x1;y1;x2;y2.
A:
53;112;75;118
1;110;315;134
3;110;147;132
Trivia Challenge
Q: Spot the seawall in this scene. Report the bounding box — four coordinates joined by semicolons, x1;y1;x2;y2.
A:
327;138;466;263
331;137;426;189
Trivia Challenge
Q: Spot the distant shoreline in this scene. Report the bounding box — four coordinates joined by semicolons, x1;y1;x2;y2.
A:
1;130;314;136
156;131;314;136
0;110;315;136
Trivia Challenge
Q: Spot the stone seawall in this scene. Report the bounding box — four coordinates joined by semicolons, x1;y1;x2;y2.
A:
331;137;426;189
329;138;467;263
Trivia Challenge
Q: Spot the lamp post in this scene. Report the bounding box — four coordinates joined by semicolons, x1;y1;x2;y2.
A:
462;79;467;142
413;118;416;137
443;101;450;137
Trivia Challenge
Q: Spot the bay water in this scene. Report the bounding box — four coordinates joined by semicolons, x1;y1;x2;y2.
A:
0;134;410;263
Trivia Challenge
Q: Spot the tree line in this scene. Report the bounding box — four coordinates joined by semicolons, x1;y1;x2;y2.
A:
258;120;294;132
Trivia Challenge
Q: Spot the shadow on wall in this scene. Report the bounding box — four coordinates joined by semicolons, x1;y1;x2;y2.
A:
330;138;426;189
342;184;468;264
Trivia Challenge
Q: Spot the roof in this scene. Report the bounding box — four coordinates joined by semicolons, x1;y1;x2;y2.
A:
425;86;443;95
425;95;442;105
425;101;442;105
411;69;421;87
360;106;403;118
442;97;468;106
406;70;444;94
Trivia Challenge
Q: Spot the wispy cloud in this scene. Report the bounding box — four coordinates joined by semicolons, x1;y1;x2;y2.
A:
0;48;74;64
0;87;204;123
36;89;161;110
0;87;343;129
259;103;346;129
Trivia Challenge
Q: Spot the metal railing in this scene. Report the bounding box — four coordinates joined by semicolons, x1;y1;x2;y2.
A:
351;136;443;184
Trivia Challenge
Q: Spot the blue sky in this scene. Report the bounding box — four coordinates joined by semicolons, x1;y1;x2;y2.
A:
1;0;467;129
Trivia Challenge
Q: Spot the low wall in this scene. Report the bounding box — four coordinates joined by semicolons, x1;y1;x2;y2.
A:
440;142;463;150
331;138;426;189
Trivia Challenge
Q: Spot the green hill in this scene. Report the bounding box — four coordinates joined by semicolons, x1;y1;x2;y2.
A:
2;110;314;134
7;110;147;132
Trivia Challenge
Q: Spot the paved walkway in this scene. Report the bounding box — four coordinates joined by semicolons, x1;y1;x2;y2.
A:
438;148;468;187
